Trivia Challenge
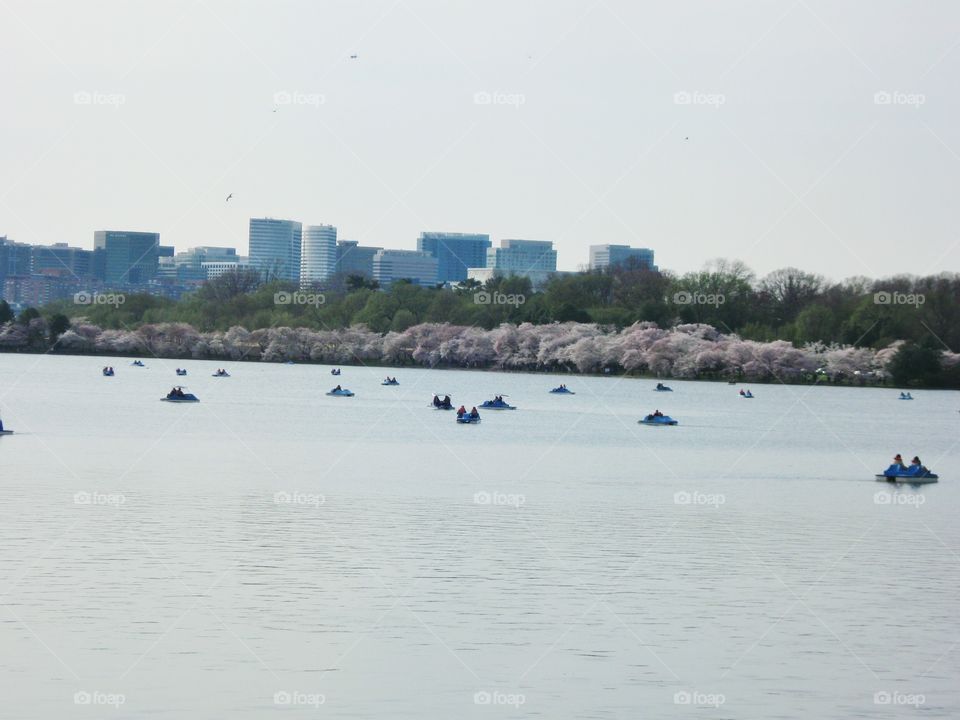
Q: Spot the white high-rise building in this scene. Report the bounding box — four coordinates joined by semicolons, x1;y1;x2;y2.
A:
248;218;302;282
300;224;338;285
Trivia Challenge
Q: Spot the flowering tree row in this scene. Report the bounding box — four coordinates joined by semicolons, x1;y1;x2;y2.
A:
5;318;950;383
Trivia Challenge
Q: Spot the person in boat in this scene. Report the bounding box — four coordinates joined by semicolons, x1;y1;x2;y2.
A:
456;405;466;418
334;384;342;391
656;382;663;390
885;454;908;476
909;456;928;475
433;395;441;407
469;407;479;419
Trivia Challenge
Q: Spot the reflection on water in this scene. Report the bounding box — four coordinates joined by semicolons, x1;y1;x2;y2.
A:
1;354;958;718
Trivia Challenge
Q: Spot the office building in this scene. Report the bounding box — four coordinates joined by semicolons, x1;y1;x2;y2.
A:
486;239;556;274
589;244;657;271
93;230;160;285
174;246;240;280
335;240;382;279
31;243;94;279
202;261;244;279
301;224;337;285
463;238;559;290
0;237;33;283
417;231;490;283
372;249;438;288
248;218;302;282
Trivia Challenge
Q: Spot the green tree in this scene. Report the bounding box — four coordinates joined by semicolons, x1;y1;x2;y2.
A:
390;308;417;332
888;341;943;387
17;307;41;325
48;313;71;344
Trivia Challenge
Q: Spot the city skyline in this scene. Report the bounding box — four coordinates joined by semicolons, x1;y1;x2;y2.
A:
2;2;958;281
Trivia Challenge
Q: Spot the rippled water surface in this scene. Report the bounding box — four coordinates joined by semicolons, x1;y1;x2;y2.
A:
1;353;958;719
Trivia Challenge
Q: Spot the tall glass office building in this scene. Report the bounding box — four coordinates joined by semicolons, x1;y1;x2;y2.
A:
486;239;557;274
589;244;657;271
249;218;302;282
372;249;438;288
335;241;382;279
31;243;93;279
300;224;338;285
92;230;160;285
416;232;490;283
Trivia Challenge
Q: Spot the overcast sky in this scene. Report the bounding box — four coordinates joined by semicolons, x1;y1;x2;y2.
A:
1;0;958;279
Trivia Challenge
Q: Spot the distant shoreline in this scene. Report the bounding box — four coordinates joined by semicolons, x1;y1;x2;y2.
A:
0;346;925;391
2;319;955;390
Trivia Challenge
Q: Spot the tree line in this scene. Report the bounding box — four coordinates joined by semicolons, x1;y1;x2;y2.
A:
2;258;959;387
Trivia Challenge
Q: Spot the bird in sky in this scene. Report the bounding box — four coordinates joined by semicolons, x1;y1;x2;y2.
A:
225;193;233;202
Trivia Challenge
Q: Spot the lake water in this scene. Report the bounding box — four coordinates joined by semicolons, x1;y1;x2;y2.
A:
0;353;958;719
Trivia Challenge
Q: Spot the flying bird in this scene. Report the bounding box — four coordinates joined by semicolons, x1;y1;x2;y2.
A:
225;193;233;202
